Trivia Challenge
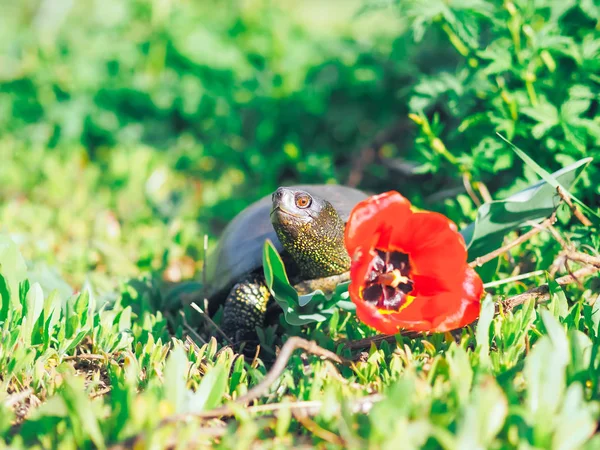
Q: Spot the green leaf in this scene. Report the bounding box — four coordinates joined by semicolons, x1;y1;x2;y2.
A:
561;98;591;120
262;240;341;326
524;335;567;445
164;343;188;413
447;344;473;405
583;299;600;339
274;401;292;438
27;396;69;419
302;281;350;310
228;354;246;394
498;135;599;222
189;363;228;412
61;330;89;354
117;306;132;331
478;40;512;75
336;300;356;311
475;294;494;368
525;312;570;431
547;275;569;320
0;234;28;323
42;291;62;351
263;239;299;310
0;400;15;434
0;274;9;324
521;99;559;138
568;329;592;379
61;377;106;449
461;156;592;262
456;377;508;449
553;383;597;450
23;282;44;341
541;308;570;360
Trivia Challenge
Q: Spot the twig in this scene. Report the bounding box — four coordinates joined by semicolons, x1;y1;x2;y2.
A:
344;331;417;351
90;387;112;399
119;338;357;448
202;234;209;288
190;302;233;346
343;328;465;351
164;394;382;425
475;181;493;204
192;234;230;344
545;224;571;250
3;389;33;408
501;265;600;311
564;249;600;269
542;222;600;269
180;310;208;345
557;186;592;226
563;258;584;289
293;411;345;446
463;173;482;207
469;212;557;268
542;223;600;273
185;335;203;354
63;354;106;361
109;425;229;450
111;395;382;449
217;394;382;416
162;337;350;422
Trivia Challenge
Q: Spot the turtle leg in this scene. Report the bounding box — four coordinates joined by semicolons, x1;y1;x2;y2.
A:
221;274;271;347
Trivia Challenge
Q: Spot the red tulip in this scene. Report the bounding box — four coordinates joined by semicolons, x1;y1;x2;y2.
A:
344;191;483;334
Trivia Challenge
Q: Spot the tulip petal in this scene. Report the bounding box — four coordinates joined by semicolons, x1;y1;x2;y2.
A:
384;266;482;331
345;191;412;255
392;212;467;289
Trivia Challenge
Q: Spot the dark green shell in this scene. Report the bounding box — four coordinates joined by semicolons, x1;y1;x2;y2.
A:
205;184;368;306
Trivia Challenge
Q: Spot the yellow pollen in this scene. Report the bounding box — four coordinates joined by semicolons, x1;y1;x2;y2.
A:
377;269;409;288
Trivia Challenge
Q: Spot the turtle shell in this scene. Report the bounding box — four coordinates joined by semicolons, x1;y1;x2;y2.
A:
205;184;368;309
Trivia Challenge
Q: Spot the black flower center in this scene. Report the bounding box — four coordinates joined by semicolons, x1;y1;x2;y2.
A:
362;249;414;311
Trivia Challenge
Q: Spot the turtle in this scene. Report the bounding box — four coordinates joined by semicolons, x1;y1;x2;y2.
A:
204;184;368;344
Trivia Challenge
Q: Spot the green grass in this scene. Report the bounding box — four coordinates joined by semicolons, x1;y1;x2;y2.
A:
1;0;600;448
1;143;599;449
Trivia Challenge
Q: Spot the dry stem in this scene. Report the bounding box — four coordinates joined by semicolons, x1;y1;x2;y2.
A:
190;302;233;345
117;337;357;448
556;186;592;226
469;212;557;268
501;265;599;311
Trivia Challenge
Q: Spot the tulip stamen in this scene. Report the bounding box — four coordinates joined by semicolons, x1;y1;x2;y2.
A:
362;249;414;311
378;269;409;288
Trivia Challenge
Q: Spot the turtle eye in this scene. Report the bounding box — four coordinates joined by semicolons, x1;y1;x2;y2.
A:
295;194;312;209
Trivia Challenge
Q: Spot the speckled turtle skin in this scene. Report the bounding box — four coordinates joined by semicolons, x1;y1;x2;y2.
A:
204;185;368;344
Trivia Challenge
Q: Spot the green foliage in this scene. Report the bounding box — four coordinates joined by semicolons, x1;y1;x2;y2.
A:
463;155;591;262
0;0;410;218
263;239;352;327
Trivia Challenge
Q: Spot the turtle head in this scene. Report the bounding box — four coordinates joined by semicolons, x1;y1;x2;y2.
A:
270;187;350;279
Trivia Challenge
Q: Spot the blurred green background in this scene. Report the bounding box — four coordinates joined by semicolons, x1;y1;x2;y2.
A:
0;0;598;295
